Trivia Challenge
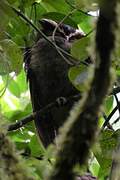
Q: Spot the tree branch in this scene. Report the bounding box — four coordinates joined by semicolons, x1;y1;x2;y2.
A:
8;94;81;131
8;86;120;132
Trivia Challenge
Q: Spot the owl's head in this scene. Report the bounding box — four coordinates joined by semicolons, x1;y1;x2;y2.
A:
37;19;85;42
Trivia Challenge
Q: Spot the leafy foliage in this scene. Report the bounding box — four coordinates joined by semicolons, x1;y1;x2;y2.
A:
0;0;120;179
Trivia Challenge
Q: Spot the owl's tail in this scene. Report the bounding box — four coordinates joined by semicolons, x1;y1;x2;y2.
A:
34;111;56;148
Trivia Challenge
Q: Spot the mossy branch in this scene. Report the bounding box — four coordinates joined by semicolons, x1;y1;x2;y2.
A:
0;130;34;180
47;1;118;180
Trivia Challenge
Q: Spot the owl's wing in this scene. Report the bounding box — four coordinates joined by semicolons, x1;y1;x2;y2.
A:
27;67;56;148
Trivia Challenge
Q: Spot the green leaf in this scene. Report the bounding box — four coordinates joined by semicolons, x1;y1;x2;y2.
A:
29;135;45;156
68;65;93;92
89;158;100;177
6;102;32;122
71;36;90;61
16;69;28;93
30;2;47;21
0;39;23;74
41;9;93;32
9;131;28;143
94;129;119;178
20;0;36;7
9;128;32;143
0;91;21;113
7;17;30;45
75;0;98;11
7;110;27;122
0;51;10;75
7;77;21;97
7;0;17;4
41;0;70;13
78;15;93;33
0;0;15;16
41;12;77;27
0;75;8;97
75;0;85;9
0;0;15;31
104;96;114;115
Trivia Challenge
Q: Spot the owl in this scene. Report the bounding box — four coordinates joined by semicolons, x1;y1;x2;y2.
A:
25;19;85;147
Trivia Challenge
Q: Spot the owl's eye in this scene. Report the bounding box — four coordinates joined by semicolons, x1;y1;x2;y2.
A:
60;24;76;36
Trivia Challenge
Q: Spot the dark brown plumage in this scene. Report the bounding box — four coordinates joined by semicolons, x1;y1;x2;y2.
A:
25;19;84;147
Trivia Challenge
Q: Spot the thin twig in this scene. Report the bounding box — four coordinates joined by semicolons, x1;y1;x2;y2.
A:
113;93;120;116
85;29;95;37
112;116;120;125
102;113;114;130
52;9;77;41
102;105;118;130
52;9;78;65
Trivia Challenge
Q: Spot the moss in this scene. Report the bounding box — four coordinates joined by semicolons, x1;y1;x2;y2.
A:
0;130;34;180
